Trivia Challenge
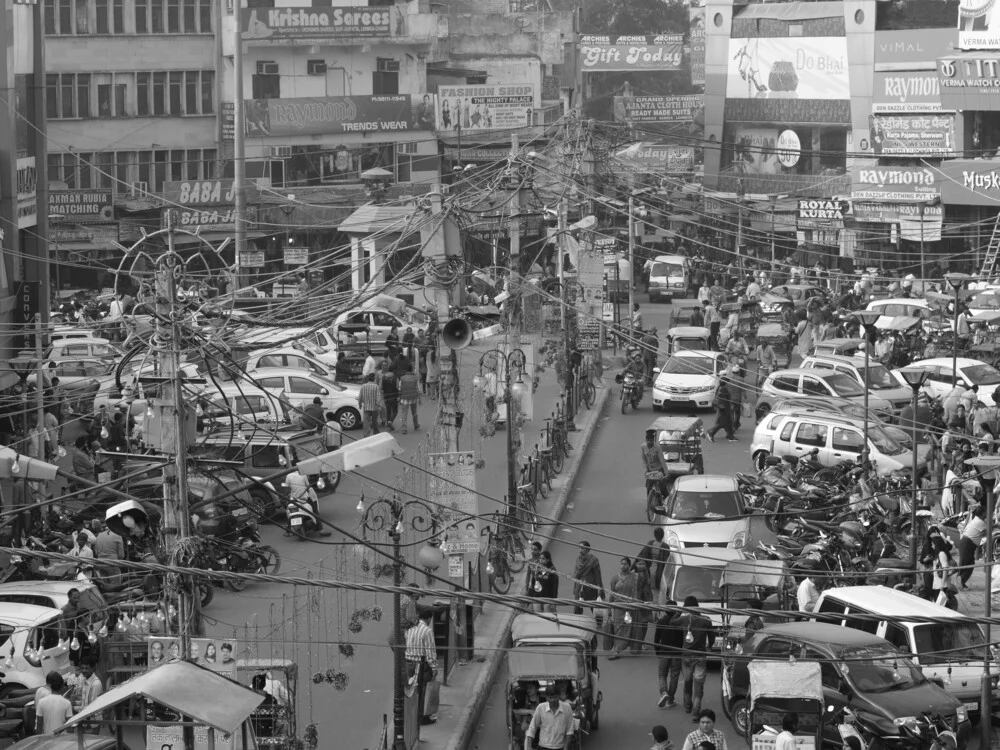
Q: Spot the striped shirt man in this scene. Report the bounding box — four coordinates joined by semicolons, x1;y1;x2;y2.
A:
358;380;384;413
404;619;437;671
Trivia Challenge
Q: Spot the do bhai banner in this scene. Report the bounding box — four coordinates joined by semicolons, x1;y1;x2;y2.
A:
579;35;683;72
613;95;703;123
727;37;849;99
436;84;534;132
870;113;956;155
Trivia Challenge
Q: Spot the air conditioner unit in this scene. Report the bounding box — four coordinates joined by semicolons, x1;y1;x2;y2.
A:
268;146;292;158
377;58;400;72
129;181;148;197
307;60;328;76
257;61;279;75
398;142;418;155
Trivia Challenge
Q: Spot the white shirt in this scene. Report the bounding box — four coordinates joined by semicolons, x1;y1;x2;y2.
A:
746;281;762;299
775;730;798;750
797;578;818;611
362;355;378;378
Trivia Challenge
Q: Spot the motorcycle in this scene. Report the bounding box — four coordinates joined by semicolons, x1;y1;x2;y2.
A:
219;524;281;592
616;372;641;414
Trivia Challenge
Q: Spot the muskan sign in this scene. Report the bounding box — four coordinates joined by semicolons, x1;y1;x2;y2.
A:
936;159;1000;204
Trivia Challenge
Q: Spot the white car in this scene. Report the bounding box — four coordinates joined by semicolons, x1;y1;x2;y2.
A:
242;347;359;397
894;357;1000;407
657;475;750;551
865;298;932;330
651;350;727;411
248;367;362;429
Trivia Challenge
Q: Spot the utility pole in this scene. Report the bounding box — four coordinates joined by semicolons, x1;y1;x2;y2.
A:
509;134;521;282
34;313;44;447
233;2;246;290
627;195;635;348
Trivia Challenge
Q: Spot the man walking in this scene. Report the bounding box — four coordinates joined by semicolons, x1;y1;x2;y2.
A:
357;373;384;436
398;364;421;434
572;541;604;614
677;596;714;716
525;686;574;750
706;379;736;443
682;710;728;750
654;600;684;708
404;608;438;726
703;300;721;351
638;527;671;591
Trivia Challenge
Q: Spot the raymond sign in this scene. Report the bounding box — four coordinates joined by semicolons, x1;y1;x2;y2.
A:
612;95;703;123
241;6;394;41
872;71;942;112
48;190;114;222
579;35;684;72
852;202;944;223
870;113;956;156
851;166;939;202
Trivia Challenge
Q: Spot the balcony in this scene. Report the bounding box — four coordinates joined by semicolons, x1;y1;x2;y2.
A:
715;170;851;199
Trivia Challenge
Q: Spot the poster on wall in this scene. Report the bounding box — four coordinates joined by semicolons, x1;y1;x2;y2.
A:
689;7;705;86
958;0;1000;49
869;113;956;156
613;95;703;123
726;37;850;99
429;452;480;554
732;127;785;175
436;85;534;132
578;35;684;72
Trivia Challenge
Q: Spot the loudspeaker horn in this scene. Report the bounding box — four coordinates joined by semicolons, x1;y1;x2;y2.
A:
441;318;474;350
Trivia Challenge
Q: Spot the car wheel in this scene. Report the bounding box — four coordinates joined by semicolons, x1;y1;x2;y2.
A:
753;451;769;472
247;488;274;522
755;403;771;422
336;407;361;430
730;698;749;737
652;403;661;412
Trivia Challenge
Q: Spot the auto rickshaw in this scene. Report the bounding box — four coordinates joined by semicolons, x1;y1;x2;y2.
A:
508;614;602;750
645;416;704;521
666;326;711;354
718;559;793;652
737;661;825;748
719;300;762;350
669;299;704;328
812;337;863;357
755;323;790;374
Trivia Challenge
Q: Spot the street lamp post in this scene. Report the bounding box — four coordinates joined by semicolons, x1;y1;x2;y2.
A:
899;368;929;567
967;454;1000;750
944;273;971;387
7;355;37;441
359;495;441;750
853;310;881;462
474;349;528;518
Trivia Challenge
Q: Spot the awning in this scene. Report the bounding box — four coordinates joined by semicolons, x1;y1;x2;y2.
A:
59;661;263;735
337;203;416;234
296;433;404;475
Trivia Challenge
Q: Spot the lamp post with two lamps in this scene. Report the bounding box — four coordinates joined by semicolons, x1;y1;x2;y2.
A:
944;272;971;386
473;348;529;518
359;494;443;750
898;367;929;568
7;354;38;442
852;310;881;460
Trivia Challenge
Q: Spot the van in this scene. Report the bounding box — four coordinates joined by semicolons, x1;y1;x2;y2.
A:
648;254;688;303
750;412;925;476
197;382;293;431
813;585;994;718
801;354;912;416
0;604;73;692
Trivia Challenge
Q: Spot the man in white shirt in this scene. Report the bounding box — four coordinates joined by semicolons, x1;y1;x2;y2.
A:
35;672;72;734
526;686;574;750
361;351;379;379
775;713;799;750
746;278;762;301
797;575;819;612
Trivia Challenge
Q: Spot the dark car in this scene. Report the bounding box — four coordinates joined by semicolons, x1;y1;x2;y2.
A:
722;623;970;747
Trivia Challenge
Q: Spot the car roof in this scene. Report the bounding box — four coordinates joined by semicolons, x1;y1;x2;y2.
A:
672;349;718;359
654;254;686;263
674;474;738;491
771;411;860;428
756;622;891;648
820;585;969;619
868;298;930;307
668;326;711;337
768;368;842;378
803;354;864;366
0;602;66;626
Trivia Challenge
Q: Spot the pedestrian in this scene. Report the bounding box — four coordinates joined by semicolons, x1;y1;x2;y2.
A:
932;534;958;607
381;364;399;431
335;352;351;381
401;326;416;364
654;600;683;708
637;527;671;591
404;608;438;726
525;686;574;750
300;396;325;432
682;711;728;750
34;672;72;734
323;411;342;452
418;346;429;394
958;503;986;587
724;369;744;432
426;349;440;399
743;598;765;641
398;364;421;434
650;726;672;750
361;350;379;379
79;657;103;708
357;372;384;436
797;574;819;612
677;597;714;716
702;300;720;350
571;541;604;615
706;380;735;443
755;339;776;386
70;435;96;487
632;303;643;331
631;558;653;653
386;326;400;360
532;550;559;614
776;713;798;750
607;556;637;658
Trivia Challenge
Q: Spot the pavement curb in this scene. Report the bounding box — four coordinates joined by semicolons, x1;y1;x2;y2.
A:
444;384;612;750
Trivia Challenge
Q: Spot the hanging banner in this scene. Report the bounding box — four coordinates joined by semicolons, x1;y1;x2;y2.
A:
48;190;114;222
851;166;939;202
284;247;309;265
13;281;39;350
872;71;943;112
436;84;534;132
797;199;846;231
613;142;695;173
612;95;703;123
935;159;1000;205
429;451;480;554
852;202;943;223
689;7;706;86
241;6;394;41
245;95;436;137
900;214;943;241
937;55;1000;109
239;251;265;267
727;37;850;99
578;34;684;72
958;0;1000;49
869;113;956;156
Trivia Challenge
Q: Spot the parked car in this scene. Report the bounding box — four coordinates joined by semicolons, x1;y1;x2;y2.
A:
721;622;969;745
800;354;912;416
241;349;360;397
249;367;362;430
656;474;749;550
865;297;933;329
0;581;104;611
651;350;726;411
895;357;1000;407
0;603;73;693
333;305;429;346
45;338;122;361
757;368;894;423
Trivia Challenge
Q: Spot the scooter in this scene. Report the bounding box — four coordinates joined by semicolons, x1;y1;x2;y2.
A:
286;491;330;540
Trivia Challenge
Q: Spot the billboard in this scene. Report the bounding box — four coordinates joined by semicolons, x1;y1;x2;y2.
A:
936;159;1000;205
869;113;956;156
164;207;243;233
48;190;114;222
689;7;705;86
613;142;695;173
851;166;939;202
937;55;1000;109
727;37;850;99
613;95;703;123
959;0;1000;49
162;179;237;206
245;95;436;137
732;127;785;175
430;451;480;555
241;6;394;40
437;85;534;132
872;71;942;112
578;34;684;72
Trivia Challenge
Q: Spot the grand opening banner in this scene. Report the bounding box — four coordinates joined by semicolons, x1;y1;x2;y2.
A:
579;35;684;72
244;95;436;136
726;37;850;99
613;95;703;123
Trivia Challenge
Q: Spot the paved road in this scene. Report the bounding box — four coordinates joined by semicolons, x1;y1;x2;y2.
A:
467;294;763;750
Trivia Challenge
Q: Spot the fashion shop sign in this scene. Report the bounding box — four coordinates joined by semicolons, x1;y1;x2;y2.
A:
850;167;939;202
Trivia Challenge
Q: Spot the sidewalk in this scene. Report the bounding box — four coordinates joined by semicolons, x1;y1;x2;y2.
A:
411;373;612;750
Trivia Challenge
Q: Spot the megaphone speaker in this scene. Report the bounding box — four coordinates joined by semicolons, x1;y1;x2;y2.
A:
441;318;473;350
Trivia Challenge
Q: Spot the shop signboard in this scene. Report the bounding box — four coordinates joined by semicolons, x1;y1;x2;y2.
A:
166;207;239;233
48;190;114;222
958;0;1000;50
578;34;684;72
613;142;695;173
51;225;119;249
689;7;705;86
222;102;235;143
162;179;237;206
851;166;939;202
935;159;1000;205
872;71;943;112
797;199;845;230
875;29;959;64
245;94;436;137
852;202;944;223
241;6;394;41
726;37;850;99
937;55;1000;109
429;451;480;554
284;247;309;265
436;85;534;132
869;113;956;156
16;156;36;229
612;95;703;123
239;251;265;267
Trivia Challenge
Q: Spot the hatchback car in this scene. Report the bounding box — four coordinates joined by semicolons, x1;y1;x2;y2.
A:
801;354;912;416
896;357;1000;406
334;307;429;346
656;474;749;550
652;351;726;410
45;339;121;361
767;284;825;309
722;623;969;745
249;367;362;430
865;297;933;329
242;349;360;398
757;368;894;423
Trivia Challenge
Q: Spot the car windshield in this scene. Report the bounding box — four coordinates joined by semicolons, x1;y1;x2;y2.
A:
663;357;714;376
973;292;1000;310
673;339;709;352
841;647;924;693
825;373;866;397
861;363;896;389
870;425;905;455
651;262;683;278
912;622;986;665
672;567;723;602
963;363;1000;386
667;489;741;520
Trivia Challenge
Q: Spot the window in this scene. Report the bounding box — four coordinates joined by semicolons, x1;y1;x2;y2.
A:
371;312;398;327
133;71;212;116
801;377;828;396
97;83;112;117
95;0;108;32
771;375;799;393
258;355;283;368
74;0;89;33
185;73;198;114
48;73;91;118
135;0;148;32
252;68;281;99
45;0;57;34
199;0;212;32
845;605;878;634
778;421;795;442
804;648;842;689
113;0;124;32
289;377;323;395
832;427;864;454
256;377;284;390
795;422;828;448
169;72;183;114
77;152;93;188
115;83;127;116
152;73;166;114
167;0;179;32
373;70;399;96
765;415;783;431
201;71;214;113
884;623;910;653
137;73;150;116
182;0;196;31
757;638;796;658
817;596;846;616
250;445;284;470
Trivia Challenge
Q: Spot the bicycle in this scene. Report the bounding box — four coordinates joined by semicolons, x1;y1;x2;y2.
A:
552;406;573;459
541;420;565;475
578;362;596;409
533;443;554;494
490;511;526;573
483;525;512;594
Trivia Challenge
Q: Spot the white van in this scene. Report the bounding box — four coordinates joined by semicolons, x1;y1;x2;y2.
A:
813;585;994;717
0;603;74;692
647;254;689;303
